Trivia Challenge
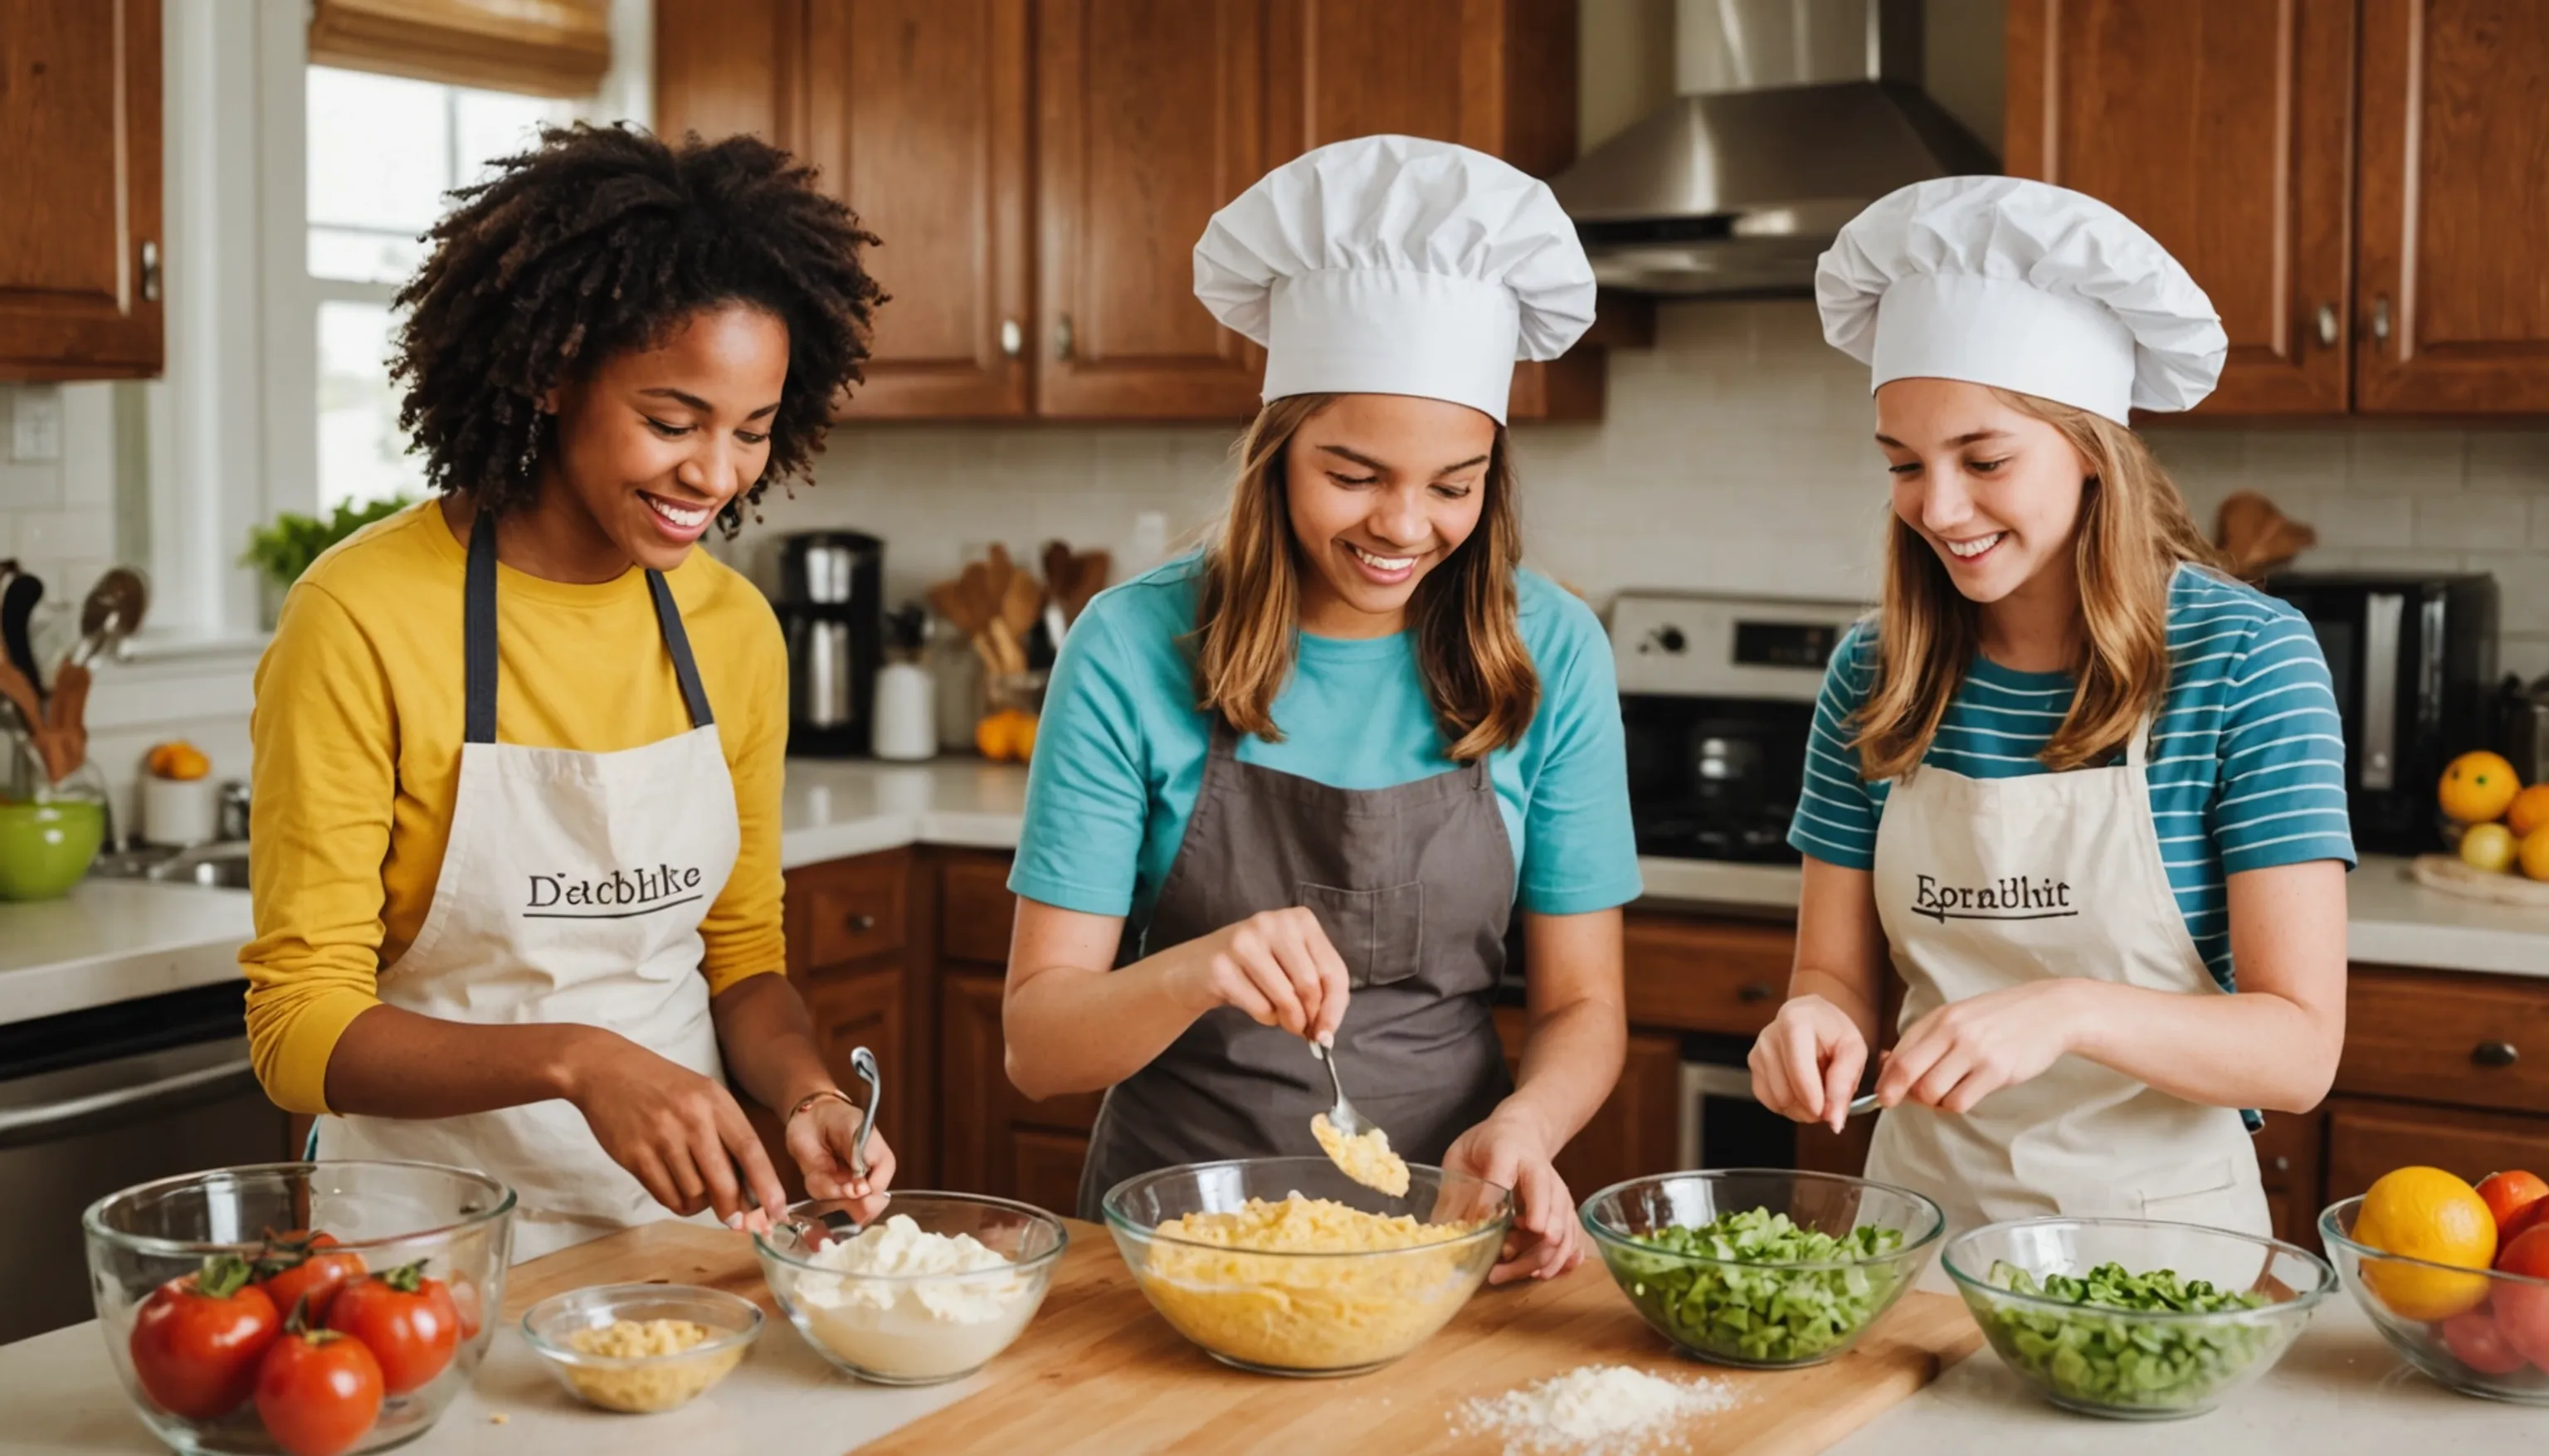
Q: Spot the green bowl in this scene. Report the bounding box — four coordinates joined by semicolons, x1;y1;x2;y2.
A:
0;799;106;899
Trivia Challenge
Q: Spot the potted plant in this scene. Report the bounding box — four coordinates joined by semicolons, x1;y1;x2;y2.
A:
241;496;413;628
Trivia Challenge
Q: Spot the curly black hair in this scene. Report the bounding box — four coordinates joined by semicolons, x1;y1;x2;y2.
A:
390;123;885;536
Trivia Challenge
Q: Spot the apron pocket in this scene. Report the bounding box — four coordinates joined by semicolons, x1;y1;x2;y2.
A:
1298;881;1425;988
2136;1157;2240;1217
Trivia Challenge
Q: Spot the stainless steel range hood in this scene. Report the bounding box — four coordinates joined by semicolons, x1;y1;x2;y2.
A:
1554;0;1999;295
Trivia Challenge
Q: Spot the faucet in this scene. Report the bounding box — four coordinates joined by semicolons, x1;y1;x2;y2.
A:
217;780;251;844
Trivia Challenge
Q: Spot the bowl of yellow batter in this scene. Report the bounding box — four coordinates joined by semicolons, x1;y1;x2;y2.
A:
1100;1157;1512;1377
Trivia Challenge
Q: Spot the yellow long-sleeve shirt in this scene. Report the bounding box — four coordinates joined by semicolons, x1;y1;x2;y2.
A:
243;502;788;1114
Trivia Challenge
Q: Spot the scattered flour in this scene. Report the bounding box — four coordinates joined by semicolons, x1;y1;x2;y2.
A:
1457;1364;1736;1455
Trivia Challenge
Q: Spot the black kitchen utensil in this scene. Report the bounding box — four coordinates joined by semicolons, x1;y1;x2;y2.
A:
0;567;44;699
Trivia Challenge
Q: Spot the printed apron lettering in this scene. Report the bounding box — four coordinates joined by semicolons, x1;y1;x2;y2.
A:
317;520;740;1263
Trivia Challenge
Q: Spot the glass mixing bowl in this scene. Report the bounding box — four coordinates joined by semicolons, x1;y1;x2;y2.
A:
2322;1196;2549;1404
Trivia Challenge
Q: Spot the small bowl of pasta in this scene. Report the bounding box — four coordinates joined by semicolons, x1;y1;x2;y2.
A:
519;1283;761;1414
1100;1157;1512;1377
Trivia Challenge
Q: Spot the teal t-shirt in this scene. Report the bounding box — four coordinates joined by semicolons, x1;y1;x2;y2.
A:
1010;554;1644;931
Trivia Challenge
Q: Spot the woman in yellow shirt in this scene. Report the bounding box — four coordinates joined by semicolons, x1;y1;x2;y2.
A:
245;126;896;1259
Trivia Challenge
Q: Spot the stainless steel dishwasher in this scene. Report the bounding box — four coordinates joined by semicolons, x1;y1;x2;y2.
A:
0;981;288;1343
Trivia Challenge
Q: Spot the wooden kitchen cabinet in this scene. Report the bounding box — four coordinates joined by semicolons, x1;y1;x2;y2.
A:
2254;1106;2327;1251
1495;1008;1679;1197
654;0;802;147
800;965;911;1173
0;0;163;380
2353;0;2549;412
2334;965;2549;1116
939;969;1100;1211
2323;1099;2549;1205
2006;0;2356;415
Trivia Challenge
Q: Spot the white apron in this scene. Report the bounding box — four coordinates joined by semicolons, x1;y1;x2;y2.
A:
318;519;741;1262
1862;714;2269;1273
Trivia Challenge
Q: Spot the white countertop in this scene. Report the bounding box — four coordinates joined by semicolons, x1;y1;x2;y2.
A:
2;1273;2537;1453
5;757;2544;1029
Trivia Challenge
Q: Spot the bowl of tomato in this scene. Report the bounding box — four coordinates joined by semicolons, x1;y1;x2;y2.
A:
82;1161;513;1455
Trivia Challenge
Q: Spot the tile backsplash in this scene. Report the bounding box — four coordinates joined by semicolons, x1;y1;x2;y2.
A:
749;299;2549;685
0;383;119;622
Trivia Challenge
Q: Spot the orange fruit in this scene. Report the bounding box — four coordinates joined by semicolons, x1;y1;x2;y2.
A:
2354;1166;2498;1321
2477;1170;2549;1238
146;741;211;781
2438;752;2522;825
1012;712;1038;761
2509;785;2549;838
972;710;1037;762
2523;826;2549;884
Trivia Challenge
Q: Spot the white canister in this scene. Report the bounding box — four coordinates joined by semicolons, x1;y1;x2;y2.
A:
142;777;220;846
871;662;938;762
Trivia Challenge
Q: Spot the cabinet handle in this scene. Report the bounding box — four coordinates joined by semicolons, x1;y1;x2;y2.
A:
2315;303;2337;348
846;913;877;933
999;318;1022;358
2272;1155;2293;1172
2371;294;2392;348
1738;981;1775;1004
139;241;161;303
1054;314;1075;361
2473;1040;2519;1069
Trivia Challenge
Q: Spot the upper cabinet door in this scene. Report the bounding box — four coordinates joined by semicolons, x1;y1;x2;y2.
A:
2356;0;2549;413
1034;0;1269;420
2006;0;2354;416
0;0;163;381
655;0;802;148
802;0;1031;417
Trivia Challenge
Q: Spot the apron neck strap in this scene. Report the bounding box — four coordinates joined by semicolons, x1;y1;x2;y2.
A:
461;511;715;746
2122;708;2157;770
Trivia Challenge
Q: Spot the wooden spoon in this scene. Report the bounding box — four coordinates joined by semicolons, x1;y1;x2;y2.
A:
45;661;90;781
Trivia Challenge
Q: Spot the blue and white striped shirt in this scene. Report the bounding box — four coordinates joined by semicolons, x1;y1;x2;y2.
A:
1789;566;2356;994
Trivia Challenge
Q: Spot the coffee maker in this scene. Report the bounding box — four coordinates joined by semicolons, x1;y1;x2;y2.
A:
776;531;883;757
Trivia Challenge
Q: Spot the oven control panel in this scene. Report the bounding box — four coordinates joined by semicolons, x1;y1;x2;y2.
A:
1611;591;1866;702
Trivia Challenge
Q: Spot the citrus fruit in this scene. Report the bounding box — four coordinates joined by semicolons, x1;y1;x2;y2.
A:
972;709;1038;762
2510;785;2549;838
2354;1166;2497;1322
2439;752;2522;825
2461;822;2518;874
2522;826;2549;884
2478;1171;2549;1238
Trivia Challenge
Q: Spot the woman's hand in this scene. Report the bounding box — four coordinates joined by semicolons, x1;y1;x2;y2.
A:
1748;993;1870;1132
1442;1107;1581;1285
1168;908;1352;1044
1875;981;2082;1115
560;1031;789;1230
787;1094;897;1224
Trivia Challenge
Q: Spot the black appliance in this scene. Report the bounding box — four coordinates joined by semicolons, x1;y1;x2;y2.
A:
1611;591;1865;863
776;531;884;757
2262;571;2498;855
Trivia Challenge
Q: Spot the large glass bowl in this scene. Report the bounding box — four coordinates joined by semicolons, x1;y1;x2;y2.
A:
83;1161;514;1455
754;1192;1066;1385
1580;1169;1944;1368
1946;1216;2333;1419
1102;1157;1511;1377
2322;1196;2549;1404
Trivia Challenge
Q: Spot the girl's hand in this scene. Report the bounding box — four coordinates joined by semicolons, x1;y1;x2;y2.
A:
563;1033;790;1230
787;1094;896;1225
1172;908;1352;1044
1441;1107;1581;1285
1877;981;2083;1114
1748;994;1869;1132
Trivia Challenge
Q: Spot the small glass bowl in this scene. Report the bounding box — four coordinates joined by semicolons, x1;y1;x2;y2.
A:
519;1283;762;1414
2321;1197;2549;1404
755;1193;1067;1385
1947;1217;2333;1419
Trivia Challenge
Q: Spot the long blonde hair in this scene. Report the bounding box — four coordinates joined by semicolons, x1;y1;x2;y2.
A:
1853;388;2228;779
1192;394;1539;762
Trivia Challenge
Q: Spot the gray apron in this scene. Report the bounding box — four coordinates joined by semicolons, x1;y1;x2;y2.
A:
1075;719;1517;1219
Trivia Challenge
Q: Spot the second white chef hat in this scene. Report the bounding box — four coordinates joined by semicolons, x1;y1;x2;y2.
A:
1815;176;2228;424
1192;134;1596;426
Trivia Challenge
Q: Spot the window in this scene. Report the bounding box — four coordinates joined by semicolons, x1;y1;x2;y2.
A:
304;68;575;513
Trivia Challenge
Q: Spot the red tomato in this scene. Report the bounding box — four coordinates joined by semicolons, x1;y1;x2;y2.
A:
255;1329;383;1456
2494;1227;2549;1370
256;1231;367;1326
2440;1307;2530;1376
128;1256;280;1419
2477;1171;2549;1239
324;1263;459;1395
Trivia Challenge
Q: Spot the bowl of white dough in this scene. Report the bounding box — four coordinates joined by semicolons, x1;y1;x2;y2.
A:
753;1193;1067;1385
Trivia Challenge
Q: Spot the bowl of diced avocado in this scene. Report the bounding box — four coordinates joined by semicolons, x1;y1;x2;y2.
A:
1944;1217;2334;1419
1579;1170;1946;1368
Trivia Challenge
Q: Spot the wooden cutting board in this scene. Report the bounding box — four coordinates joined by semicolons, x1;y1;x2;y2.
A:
505;1219;1980;1456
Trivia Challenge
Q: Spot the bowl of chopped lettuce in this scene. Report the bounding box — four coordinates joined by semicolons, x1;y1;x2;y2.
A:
1579;1170;1945;1368
1944;1218;2334;1419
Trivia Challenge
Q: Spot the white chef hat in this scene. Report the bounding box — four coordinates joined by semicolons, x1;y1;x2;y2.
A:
1193;134;1596;426
1815;176;2227;424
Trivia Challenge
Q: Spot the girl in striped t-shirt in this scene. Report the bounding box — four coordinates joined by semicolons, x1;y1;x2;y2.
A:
1748;178;2353;1244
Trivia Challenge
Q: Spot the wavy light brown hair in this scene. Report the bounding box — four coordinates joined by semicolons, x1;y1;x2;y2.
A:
1854;388;2229;780
1192;394;1539;762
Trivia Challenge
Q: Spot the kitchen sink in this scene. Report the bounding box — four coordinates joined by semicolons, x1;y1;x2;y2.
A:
91;842;251;891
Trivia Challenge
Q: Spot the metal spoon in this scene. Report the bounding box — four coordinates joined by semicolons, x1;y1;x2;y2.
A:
1309;1040;1375;1140
1845;1092;1882;1119
847;1045;882;1181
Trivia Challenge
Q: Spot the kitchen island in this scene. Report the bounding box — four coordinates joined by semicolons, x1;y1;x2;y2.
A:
1;1217;2537;1454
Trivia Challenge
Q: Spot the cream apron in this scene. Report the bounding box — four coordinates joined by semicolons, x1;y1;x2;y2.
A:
1861;715;2269;1273
317;519;741;1262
